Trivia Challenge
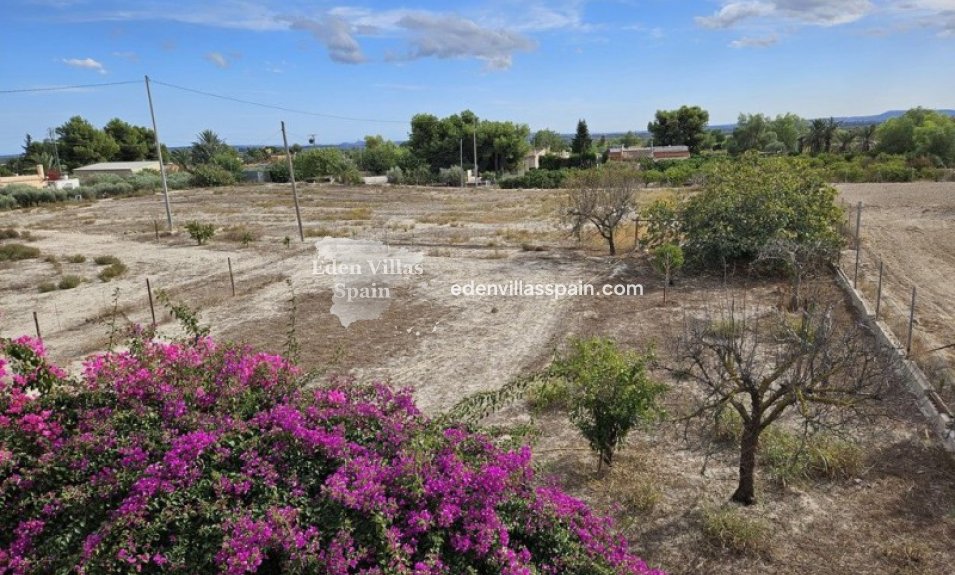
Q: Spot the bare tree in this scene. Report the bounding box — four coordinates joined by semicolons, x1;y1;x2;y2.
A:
671;299;889;505
755;238;838;312
563;165;640;255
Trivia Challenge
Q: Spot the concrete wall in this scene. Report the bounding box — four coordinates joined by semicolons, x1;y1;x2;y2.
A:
834;267;955;452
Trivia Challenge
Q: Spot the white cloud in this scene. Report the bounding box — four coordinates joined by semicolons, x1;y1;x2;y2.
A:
391;12;536;70
696;1;774;28
61;57;106;74
204;52;230;68
696;0;873;29
287;15;366;64
730;34;780;47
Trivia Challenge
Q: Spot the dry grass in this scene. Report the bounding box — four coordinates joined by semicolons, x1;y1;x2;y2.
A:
700;506;771;556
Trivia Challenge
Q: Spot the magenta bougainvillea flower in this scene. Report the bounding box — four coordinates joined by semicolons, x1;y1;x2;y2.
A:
0;332;665;575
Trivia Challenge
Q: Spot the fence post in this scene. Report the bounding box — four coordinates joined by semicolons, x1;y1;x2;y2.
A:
154;220;160;241
907;286;917;355
33;311;41;339
633;218;640;248
146;278;156;327
853;201;862;288
875;260;883;320
227;258;236;297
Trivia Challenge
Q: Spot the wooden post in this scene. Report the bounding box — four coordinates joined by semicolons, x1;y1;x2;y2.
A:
875;260;883;320
633;218;640;248
907;286;917;355
853;201;862;288
154;219;160;240
281;121;305;242
146;278;156;326
33;311;41;339
228;257;236;297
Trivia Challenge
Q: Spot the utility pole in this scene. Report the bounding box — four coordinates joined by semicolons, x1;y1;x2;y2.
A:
48;128;62;175
281;121;305;242
144;75;173;230
472;124;478;185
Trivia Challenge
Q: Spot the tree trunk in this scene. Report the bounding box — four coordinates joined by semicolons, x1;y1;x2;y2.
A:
607;231;616;255
732;422;760;505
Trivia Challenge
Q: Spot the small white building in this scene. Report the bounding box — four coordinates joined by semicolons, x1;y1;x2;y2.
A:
74;161;161;178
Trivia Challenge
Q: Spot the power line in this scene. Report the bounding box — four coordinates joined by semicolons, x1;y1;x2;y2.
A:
150;79;406;125
0;80;140;94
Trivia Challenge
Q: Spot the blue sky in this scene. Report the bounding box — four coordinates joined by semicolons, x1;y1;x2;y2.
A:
1;0;953;152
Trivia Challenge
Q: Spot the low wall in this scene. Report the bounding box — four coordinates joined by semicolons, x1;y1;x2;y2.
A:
0;175;44;189
834;267;955;452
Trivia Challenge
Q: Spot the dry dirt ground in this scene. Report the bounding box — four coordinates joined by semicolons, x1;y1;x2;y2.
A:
838;182;955;409
1;183;953;574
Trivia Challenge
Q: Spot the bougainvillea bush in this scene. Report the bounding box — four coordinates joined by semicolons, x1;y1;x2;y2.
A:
0;332;664;575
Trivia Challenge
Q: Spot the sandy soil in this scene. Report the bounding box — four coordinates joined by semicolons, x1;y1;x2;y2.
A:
837;182;955;407
1;183;953;574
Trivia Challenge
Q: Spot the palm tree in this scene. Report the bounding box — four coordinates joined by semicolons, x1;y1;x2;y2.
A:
823;117;840;153
807;119;827;155
191;129;229;165
857;124;877;153
835;129;856;153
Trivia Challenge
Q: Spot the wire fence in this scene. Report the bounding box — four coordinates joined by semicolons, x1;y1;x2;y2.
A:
837;199;955;419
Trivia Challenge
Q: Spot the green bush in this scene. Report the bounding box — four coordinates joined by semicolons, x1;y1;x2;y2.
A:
191;164;236;187
94;255;122;266
65;254;86;263
0;195;16;210
185;220;215;245
89;181;134;198
128;172;163;191
682;153;843;268
0;243;41;261
550;338;666;470
58;275;83;289
0;227;19;239
760;429;864;485
165;171;194;189
268;160;290;183
385;166;403;184
98;262;128;282
640;198;682;249
38;282;57;293
499;169;569;189
439;166;467;187
526;377;571;413
701;507;769;555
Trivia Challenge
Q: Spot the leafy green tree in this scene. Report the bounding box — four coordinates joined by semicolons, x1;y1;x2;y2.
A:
876;108;955;165
647;105;710;154
651;243;684;304
620;130;641;148
294;147;349;180
770;113;806;154
550;338;666;472
532;128;568;152
358;136;405;175
55;116;119;169
571;119;592;156
103;118;153;161
681;153;844;270
729;113;777;154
